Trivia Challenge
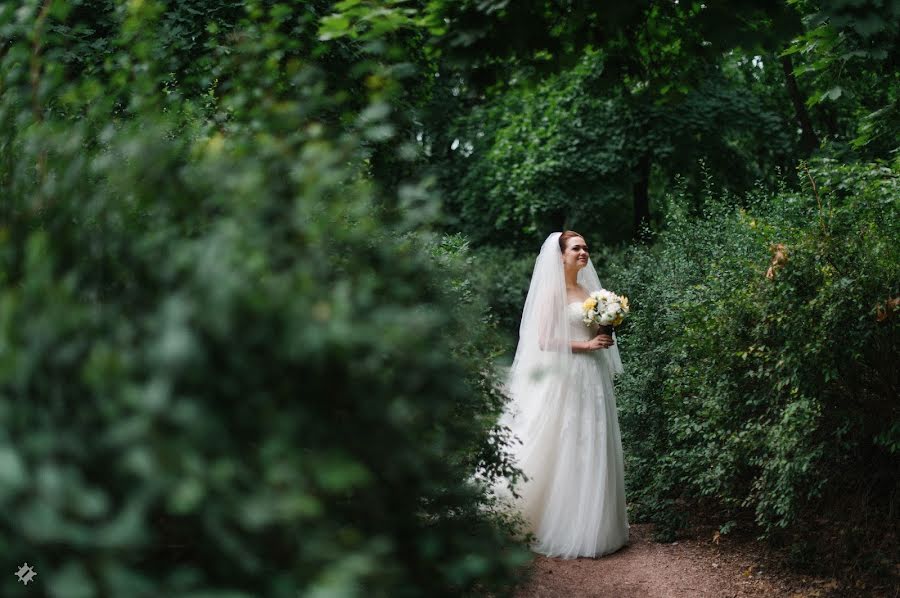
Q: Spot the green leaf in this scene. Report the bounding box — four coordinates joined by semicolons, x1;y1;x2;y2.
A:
318;14;352;41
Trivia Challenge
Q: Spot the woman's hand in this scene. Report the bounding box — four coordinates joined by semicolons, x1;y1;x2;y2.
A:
585;333;614;351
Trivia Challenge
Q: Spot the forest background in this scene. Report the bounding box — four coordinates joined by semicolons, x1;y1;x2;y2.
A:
0;0;897;596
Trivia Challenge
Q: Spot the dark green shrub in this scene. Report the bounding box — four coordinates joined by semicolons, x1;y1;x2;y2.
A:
610;160;899;562
0;3;530;596
466;246;536;345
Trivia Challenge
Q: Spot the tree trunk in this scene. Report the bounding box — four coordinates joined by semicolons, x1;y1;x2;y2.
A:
819;103;840;138
780;54;819;155
632;153;651;239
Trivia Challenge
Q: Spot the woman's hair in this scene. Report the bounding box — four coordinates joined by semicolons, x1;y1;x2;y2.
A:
558;230;584;253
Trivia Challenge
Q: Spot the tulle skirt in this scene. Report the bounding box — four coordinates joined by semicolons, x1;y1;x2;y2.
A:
493;351;630;559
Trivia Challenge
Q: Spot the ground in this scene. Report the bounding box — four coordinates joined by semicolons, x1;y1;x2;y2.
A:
512;523;888;598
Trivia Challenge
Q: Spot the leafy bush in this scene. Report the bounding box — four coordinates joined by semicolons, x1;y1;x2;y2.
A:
609;160;899;565
0;3;529;596
464;247;536;343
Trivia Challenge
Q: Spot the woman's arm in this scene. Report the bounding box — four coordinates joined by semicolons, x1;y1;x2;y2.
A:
571;340;589;353
539;337;607;353
576;335;614;352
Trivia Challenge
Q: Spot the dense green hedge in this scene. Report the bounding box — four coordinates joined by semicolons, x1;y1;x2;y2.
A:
607;160;898;567
0;3;530;596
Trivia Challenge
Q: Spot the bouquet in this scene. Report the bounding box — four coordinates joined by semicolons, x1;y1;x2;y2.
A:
581;289;629;333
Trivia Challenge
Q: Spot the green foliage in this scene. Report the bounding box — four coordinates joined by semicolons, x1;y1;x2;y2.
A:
3;0;899;592
0;2;530;596
783;0;900;154
466;247;537;342
439;51;632;246
609;159;899;553
429;0;800;89
424;0;896;249
437;50;794;248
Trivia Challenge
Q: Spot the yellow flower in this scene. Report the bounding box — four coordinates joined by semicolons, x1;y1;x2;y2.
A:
583;297;597;310
620;296;629;311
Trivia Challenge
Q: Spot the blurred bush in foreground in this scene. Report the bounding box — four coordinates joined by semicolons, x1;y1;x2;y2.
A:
0;2;530;596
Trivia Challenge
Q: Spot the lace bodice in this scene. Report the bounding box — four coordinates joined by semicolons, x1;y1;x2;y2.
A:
567;301;600;342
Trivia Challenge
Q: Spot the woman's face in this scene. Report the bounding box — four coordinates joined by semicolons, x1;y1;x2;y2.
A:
562;236;589;271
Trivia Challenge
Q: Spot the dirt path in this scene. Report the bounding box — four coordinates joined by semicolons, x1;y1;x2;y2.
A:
513;523;845;598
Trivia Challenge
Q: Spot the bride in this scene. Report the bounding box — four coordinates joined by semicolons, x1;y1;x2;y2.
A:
492;230;629;559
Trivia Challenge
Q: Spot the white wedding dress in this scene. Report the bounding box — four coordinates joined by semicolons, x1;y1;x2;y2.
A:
492;300;630;559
